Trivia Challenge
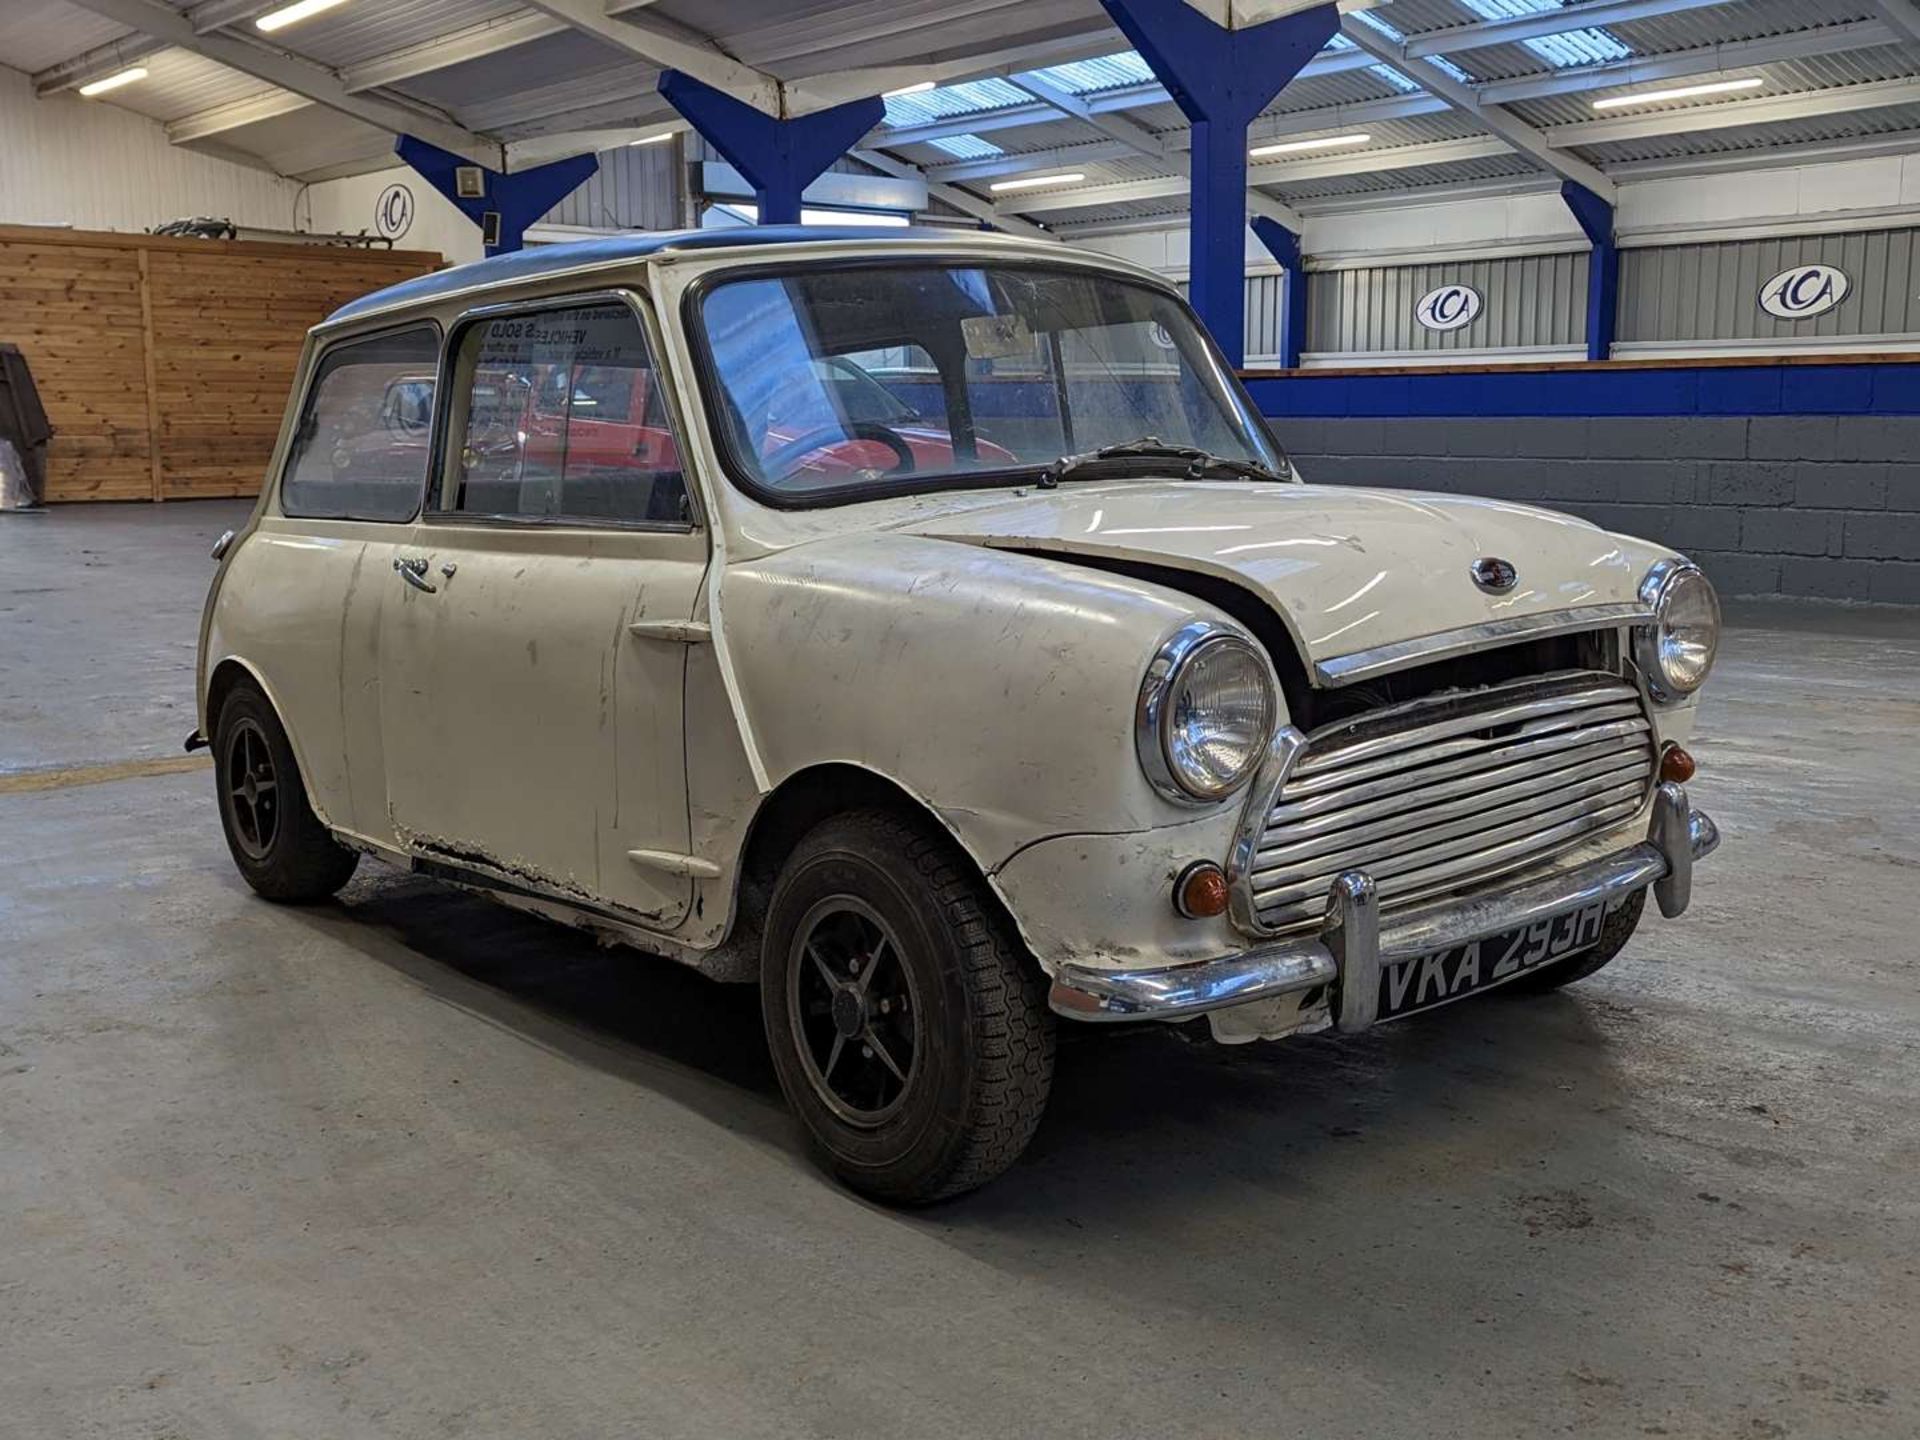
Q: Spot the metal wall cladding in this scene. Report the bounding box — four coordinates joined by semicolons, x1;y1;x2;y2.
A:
1244;271;1288;360
1619;228;1920;342
1303;250;1591;354
541;144;682;232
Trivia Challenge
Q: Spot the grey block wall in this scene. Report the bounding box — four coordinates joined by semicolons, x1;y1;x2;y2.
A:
1277;414;1920;605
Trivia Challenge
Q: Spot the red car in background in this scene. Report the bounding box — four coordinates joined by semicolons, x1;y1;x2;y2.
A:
333;352;1013;514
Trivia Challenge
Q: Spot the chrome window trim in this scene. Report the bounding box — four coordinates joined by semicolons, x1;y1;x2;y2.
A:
1312;602;1653;688
1134;620;1276;806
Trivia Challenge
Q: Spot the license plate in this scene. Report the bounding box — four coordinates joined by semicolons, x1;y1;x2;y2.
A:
1379;896;1627;1022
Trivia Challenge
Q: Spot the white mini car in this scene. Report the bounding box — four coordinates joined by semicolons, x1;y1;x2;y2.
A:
195;227;1721;1202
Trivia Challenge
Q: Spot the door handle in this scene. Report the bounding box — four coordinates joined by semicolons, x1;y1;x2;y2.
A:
393;555;437;594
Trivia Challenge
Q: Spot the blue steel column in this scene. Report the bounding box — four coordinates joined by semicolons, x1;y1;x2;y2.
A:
1562;180;1618;362
1249;214;1306;369
1098;0;1338;367
395;136;597;257
658;71;884;226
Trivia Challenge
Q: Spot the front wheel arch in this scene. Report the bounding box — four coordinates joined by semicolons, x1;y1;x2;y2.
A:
728;763;1038;976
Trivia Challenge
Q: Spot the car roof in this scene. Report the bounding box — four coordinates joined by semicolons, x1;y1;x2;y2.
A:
322;225;1064;327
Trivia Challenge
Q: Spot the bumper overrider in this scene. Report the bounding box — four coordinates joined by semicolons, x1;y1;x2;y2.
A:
1047;782;1720;1032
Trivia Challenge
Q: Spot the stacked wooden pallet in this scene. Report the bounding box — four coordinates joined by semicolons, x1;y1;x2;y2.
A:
0;226;440;502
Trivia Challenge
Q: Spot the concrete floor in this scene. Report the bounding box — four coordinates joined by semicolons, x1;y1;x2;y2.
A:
3;500;1917;1440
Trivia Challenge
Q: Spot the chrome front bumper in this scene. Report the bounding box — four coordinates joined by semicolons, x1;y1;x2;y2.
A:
1047;782;1720;1032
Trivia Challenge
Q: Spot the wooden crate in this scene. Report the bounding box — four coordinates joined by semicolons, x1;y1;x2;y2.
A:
0;226;441;502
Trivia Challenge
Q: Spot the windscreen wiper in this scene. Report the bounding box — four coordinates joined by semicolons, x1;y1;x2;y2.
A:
1036;437;1290;488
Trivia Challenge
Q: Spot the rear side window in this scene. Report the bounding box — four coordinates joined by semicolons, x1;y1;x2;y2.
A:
281;326;440;522
441;301;688;525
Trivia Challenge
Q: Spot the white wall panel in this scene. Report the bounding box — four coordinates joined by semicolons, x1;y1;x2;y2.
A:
1309;192;1580;259
301;165;479;265
0;64;298;233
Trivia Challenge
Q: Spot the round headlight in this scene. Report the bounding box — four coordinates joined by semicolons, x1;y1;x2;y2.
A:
1636;561;1720;699
1138;624;1277;802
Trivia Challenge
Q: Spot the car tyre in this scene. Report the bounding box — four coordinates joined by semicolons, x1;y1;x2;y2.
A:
760;809;1055;1205
213;679;358;903
1504;888;1646;993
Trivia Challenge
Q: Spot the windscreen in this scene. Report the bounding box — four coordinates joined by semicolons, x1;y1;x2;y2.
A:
695;263;1280;500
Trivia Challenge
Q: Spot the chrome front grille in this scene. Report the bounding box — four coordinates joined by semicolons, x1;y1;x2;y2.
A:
1246;672;1657;932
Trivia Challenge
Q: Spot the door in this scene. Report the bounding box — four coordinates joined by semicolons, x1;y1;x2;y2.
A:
376;295;708;928
258;322;442;841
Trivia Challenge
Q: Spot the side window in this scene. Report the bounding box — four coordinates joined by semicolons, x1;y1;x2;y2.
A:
443;301;688;525
281;326;440;522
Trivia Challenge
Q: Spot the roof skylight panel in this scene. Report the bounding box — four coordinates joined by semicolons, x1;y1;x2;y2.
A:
1453;0;1632;66
924;133;1005;159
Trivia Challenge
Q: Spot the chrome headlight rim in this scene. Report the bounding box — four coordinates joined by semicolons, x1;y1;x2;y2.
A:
1136;620;1278;805
1633;558;1720;702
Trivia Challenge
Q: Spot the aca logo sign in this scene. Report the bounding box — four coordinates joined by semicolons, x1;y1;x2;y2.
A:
1414;283;1483;332
374;183;415;241
1759;264;1848;320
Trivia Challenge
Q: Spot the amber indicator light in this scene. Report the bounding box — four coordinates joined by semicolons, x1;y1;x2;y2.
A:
1174;861;1231;919
1660;743;1697;783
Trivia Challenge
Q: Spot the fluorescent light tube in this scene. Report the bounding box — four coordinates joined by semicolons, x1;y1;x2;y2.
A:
1250;132;1371;158
1592;77;1763;110
990;172;1086;193
78;66;147;97
256;0;350;33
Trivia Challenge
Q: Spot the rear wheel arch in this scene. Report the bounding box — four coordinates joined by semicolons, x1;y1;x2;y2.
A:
204;658;335;833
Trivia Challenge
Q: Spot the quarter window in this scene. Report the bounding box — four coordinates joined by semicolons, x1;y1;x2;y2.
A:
442;301;688;525
281;326;440;522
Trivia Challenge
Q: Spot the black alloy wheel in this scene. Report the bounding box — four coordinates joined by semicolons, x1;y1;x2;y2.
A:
787;897;923;1127
222;716;281;862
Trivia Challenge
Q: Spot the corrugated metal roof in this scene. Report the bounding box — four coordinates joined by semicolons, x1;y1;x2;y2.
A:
1453;0;1632;66
402;29;646;113
0;0;133;73
882;75;1032;127
1569;103;1920;163
1510;46;1920;127
92;47;281;126
5;0;1918;220
1266;150;1544;202
924;132;1004;159
234;0;531;70
1031;49;1155;94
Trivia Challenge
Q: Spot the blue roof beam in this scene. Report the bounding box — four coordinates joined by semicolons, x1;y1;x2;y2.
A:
1094;0;1340;366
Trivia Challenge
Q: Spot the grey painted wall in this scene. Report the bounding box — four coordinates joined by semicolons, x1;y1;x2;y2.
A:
1239;225;1920;359
1276;414;1920;605
1619;227;1920;344
542;143;682;231
1305;250;1589;354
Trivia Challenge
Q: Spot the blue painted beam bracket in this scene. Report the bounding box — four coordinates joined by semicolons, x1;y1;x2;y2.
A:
1561;180;1618;364
1097;0;1339;368
396;135;598;257
1249;214;1306;370
658;71;885;227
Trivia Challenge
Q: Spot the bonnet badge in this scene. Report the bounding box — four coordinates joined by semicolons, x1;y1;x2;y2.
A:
1471;557;1519;593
